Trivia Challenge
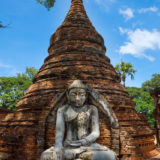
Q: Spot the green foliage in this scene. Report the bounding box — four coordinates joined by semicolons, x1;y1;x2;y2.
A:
115;61;136;87
1;0;56;30
0;21;8;28
37;0;55;10
17;67;38;81
142;74;160;92
126;87;155;128
25;67;38;80
0;67;38;110
1;0;56;29
126;87;142;99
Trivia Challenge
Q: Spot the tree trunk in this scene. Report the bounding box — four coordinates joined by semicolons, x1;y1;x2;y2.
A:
122;74;126;87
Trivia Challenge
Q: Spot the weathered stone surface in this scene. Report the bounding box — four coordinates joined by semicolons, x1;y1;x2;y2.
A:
0;0;158;159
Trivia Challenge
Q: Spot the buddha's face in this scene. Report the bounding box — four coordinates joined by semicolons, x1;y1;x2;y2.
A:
68;88;87;107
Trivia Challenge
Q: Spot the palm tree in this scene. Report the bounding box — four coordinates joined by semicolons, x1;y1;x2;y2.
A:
115;61;136;87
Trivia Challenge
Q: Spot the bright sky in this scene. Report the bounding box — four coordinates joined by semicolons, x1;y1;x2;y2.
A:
0;0;160;87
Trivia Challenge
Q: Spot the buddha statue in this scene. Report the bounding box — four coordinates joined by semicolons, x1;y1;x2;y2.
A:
40;80;118;160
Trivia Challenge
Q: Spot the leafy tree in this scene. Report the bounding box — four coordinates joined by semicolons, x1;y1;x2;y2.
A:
126;87;155;128
115;61;136;87
0;21;5;28
17;67;38;81
142;74;160;92
0;0;56;29
0;21;9;28
126;73;160;128
0;67;38;110
25;67;38;80
37;0;56;10
126;87;142;99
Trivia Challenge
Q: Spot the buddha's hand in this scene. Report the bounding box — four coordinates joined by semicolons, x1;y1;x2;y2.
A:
70;139;88;147
64;140;81;147
55;147;63;160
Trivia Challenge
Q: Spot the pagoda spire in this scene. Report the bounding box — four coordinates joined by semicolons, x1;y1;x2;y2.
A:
62;0;92;27
48;0;106;57
67;0;87;16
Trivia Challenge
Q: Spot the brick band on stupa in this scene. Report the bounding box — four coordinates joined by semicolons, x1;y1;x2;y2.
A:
0;0;159;159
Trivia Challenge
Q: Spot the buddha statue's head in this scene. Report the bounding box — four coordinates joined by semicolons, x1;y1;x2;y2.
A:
67;80;87;107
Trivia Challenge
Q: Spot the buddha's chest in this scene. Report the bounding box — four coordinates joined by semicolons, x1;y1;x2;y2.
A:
64;105;92;139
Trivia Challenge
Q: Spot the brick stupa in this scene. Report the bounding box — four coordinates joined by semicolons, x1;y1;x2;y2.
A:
0;0;159;159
